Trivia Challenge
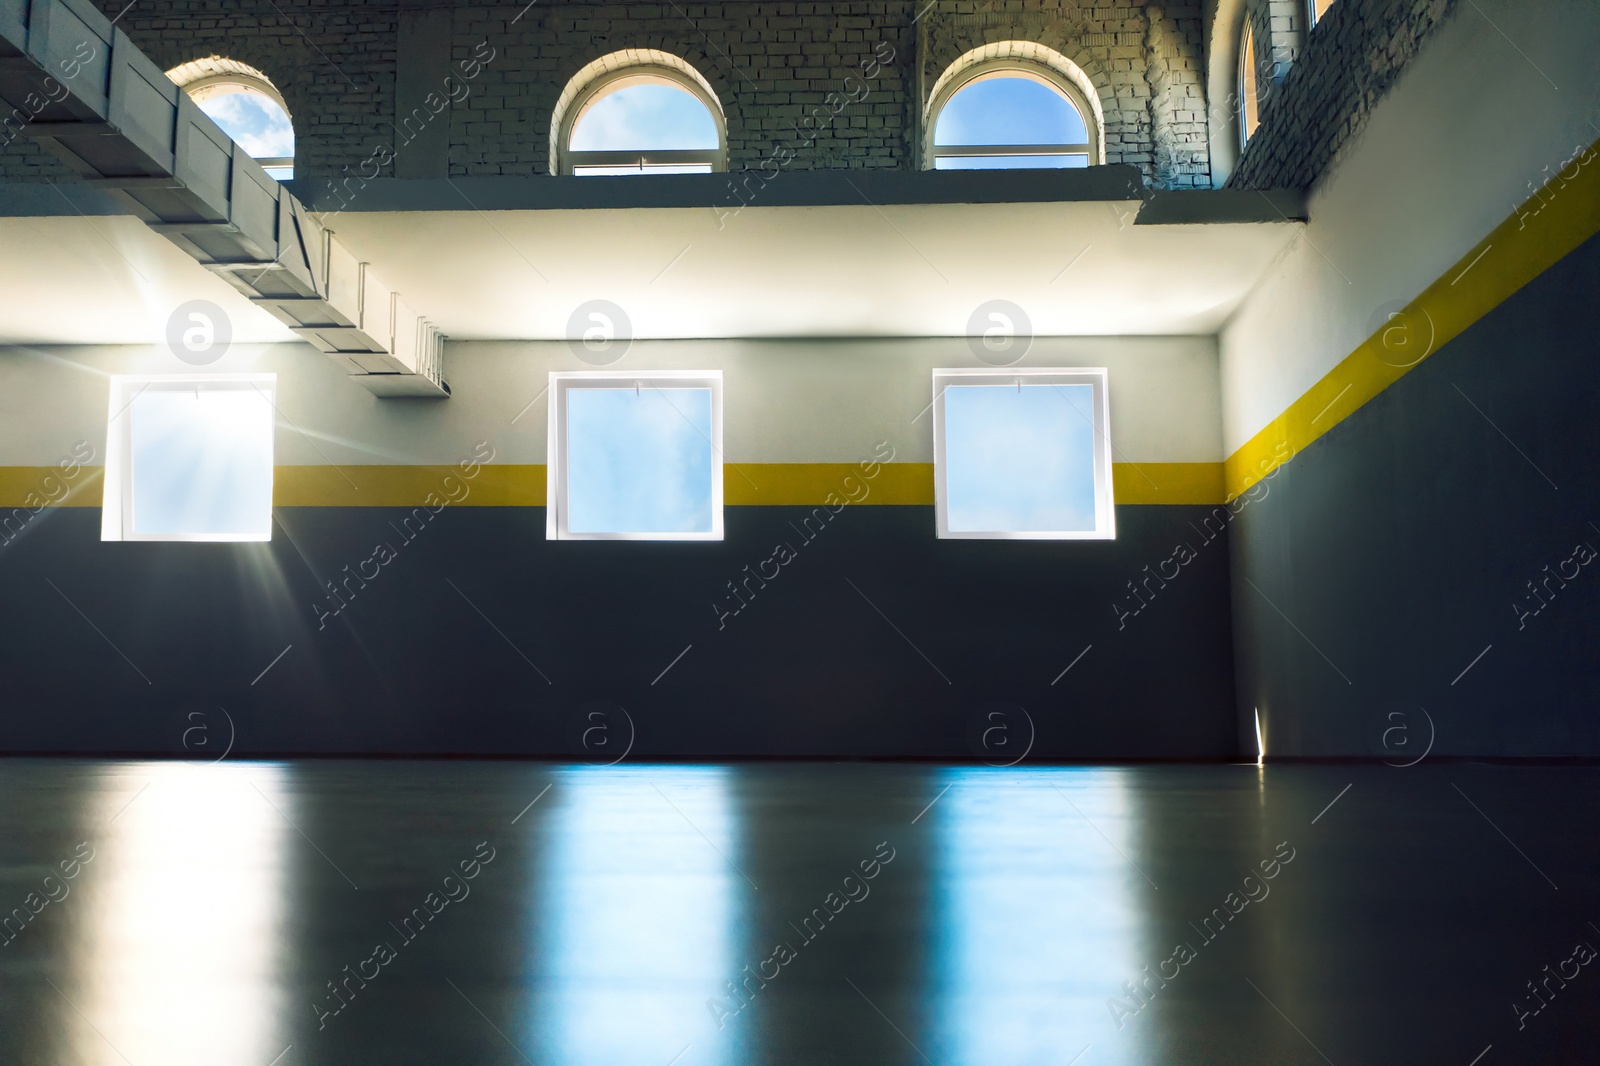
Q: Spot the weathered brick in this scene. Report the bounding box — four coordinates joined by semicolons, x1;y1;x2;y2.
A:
1231;0;1458;189
0;0;1430;188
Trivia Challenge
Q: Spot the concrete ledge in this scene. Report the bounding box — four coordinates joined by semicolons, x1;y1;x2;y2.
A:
0;172;1306;223
288;166;1153;212
1135;188;1307;225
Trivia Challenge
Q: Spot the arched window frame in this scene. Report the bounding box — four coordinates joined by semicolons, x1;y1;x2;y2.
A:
165;59;294;177
1237;21;1261;148
924;59;1101;170
555;63;727;175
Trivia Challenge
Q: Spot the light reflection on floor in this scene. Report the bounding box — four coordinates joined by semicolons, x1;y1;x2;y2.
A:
932;768;1148;1066
532;765;743;1066
1;759;1596;1065
59;763;291;1066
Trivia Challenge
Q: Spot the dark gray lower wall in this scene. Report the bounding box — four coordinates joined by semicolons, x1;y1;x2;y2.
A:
0;503;1237;758
1231;229;1600;757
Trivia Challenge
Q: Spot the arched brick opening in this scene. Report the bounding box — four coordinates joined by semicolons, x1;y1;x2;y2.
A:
549;49;727;175
924;40;1109;169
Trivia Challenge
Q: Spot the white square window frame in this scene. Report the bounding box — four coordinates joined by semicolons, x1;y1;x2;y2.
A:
102;374;277;543
931;367;1116;541
546;370;725;542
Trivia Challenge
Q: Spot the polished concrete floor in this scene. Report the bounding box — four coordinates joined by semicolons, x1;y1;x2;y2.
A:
0;759;1595;1065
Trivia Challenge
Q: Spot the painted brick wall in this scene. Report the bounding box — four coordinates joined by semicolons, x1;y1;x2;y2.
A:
921;1;1209;187
1228;0;1457;189
449;1;915;176
0;138;71;181
455;0;1211;184
4;0;1217;186
1264;0;1306;82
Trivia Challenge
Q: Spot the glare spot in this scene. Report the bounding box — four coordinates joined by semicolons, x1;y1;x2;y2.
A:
129;385;275;539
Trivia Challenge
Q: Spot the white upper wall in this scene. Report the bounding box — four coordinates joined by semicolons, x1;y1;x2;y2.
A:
0;203;1301;348
1219;0;1600;453
0;335;1222;467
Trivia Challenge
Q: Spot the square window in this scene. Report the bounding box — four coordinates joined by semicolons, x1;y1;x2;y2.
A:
547;371;723;540
102;376;276;542
932;368;1115;540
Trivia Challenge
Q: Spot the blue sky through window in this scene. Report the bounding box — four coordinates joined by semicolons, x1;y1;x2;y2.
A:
570;83;718;152
196;89;294;159
935;155;1088;170
943;384;1096;533
935;76;1087;147
574;163;712;175
130;387;274;537
566;386;714;534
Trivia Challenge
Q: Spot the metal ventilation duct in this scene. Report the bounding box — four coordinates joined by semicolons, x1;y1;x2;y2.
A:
0;0;448;396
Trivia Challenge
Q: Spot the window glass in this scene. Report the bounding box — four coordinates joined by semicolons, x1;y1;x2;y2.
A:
570;82;718;153
1239;24;1260;143
930;69;1094;170
550;373;723;540
107;379;276;542
566;76;721;175
933;370;1114;540
935;154;1089;171
194;87;295;179
572;164;714;176
934;76;1087;147
944;384;1096;533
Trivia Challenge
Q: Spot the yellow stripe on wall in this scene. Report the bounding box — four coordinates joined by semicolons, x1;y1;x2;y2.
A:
727;463;1225;506
0;466;103;507
0;462;1226;508
274;465;545;506
279;462;1225;507
726;463;931;505
1113;462;1226;505
1223;136;1600;501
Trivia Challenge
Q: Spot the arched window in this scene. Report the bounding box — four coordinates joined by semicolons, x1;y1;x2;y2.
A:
1308;0;1337;30
554;57;725;176
1238;22;1261;147
927;61;1099;170
167;59;294;180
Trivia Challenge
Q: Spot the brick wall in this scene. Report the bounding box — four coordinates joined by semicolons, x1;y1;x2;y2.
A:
1263;0;1306;82
0;138;71;181
921;2;1209;187
449;1;915;175
1228;0;1457;189
453;0;1212;183
5;0;1398;190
